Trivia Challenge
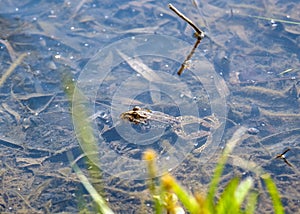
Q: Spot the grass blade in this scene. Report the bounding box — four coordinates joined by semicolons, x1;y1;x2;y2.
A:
70;157;114;214
206;127;248;211
262;174;284;214
245;191;258;214
234;177;254;206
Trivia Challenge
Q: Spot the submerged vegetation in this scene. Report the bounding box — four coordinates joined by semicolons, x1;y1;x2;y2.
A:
0;1;299;213
64;74;284;213
62;4;288;213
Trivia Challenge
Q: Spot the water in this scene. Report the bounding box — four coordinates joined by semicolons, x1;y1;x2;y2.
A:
0;0;299;212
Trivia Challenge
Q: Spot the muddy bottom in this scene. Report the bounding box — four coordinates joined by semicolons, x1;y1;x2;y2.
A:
0;0;299;213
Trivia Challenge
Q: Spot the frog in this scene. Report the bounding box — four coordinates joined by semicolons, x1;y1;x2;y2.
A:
120;106;220;140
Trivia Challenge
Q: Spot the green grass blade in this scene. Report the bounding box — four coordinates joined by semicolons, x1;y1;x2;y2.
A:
171;182;199;213
63;72;109;212
161;174;200;213
206;127;248;211
66;77;100;165
206;154;227;211
234;177;254;207
216;177;240;213
245;191;258;214
70;158;114;214
262;174;284;214
143;150;163;214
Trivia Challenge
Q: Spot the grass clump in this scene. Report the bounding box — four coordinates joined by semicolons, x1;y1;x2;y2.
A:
143;127;284;214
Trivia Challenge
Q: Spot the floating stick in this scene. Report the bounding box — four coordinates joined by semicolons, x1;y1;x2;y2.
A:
177;38;201;76
168;4;204;76
168;3;204;39
168;3;205;75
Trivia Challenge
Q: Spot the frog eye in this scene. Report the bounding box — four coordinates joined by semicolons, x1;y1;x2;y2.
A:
133;106;141;111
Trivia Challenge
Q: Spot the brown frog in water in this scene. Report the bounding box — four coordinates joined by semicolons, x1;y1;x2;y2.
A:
120;106;220;140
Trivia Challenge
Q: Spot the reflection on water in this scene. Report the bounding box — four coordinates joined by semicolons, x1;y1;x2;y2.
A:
0;0;299;212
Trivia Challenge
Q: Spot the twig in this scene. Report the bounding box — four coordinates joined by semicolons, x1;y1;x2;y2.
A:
168;3;205;75
0;39;18;61
168;3;204;39
177;38;201;75
0;53;27;87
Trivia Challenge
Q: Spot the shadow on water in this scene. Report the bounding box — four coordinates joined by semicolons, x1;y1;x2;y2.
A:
0;0;299;212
